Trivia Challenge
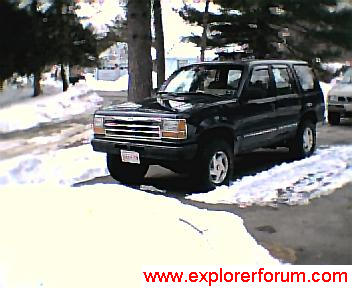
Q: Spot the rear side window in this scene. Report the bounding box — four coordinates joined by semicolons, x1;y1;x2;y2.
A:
272;67;294;95
248;66;270;99
293;65;315;91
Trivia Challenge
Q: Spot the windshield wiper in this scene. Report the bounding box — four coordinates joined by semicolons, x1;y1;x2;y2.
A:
158;91;230;98
157;91;189;96
192;90;222;98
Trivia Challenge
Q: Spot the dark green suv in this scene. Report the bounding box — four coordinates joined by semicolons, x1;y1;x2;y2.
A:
92;60;325;189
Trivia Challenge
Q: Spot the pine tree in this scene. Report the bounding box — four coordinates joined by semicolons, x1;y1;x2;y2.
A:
179;0;352;63
45;0;98;91
25;0;55;96
96;16;127;55
1;0;99;95
0;0;31;89
127;0;152;102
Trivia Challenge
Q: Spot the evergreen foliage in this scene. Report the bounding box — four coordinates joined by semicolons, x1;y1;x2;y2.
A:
96;16;127;55
0;0;31;81
179;0;352;62
0;0;99;95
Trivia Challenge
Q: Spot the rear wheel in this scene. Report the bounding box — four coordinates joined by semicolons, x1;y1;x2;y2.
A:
328;112;340;125
107;153;149;184
192;140;234;191
289;120;316;159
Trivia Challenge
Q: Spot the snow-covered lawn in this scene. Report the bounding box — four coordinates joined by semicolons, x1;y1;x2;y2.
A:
0;144;279;288
0;84;102;133
0;184;278;288
0;80;62;108
0;145;107;186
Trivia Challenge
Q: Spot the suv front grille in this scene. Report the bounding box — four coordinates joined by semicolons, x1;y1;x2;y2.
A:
104;117;162;141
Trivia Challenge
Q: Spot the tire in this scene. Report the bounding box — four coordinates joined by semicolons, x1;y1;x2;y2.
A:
192;140;234;191
289;120;316;159
107;153;149;184
328;112;340;125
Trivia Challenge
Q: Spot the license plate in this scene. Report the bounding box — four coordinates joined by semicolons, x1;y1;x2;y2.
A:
121;150;140;164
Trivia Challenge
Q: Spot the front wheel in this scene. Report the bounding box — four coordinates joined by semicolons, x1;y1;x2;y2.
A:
289;120;316;159
107;153;149;184
192;140;234;191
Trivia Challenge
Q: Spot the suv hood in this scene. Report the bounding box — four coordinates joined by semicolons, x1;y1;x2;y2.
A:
329;83;352;97
100;93;228;114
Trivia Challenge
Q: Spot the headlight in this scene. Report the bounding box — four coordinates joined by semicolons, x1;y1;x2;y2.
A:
328;95;338;102
93;116;105;134
161;119;187;139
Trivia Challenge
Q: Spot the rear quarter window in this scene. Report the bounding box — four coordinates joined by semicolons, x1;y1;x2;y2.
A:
293;65;316;91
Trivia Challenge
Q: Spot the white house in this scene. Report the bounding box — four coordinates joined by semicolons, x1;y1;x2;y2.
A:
153;42;218;79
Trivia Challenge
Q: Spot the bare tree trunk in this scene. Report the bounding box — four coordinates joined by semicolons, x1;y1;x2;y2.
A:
200;0;210;62
153;0;165;88
33;70;42;97
61;64;69;92
0;79;4;92
128;0;152;102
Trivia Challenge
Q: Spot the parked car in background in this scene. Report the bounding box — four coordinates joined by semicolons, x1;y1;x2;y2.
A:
327;67;352;125
69;65;86;85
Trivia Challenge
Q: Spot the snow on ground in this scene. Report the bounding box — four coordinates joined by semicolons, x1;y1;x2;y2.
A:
0;144;279;287
0;84;102;133
188;146;352;207
320;82;332;100
86;72;158;92
0;184;279;288
0;145;107;186
320;82;332;120
2;141;352;208
0;79;62;108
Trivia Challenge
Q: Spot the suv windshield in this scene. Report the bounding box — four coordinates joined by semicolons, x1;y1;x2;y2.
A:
161;64;243;97
341;68;352;84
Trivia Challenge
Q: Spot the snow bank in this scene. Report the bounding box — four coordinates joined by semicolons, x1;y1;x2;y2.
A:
187;146;352;207
0;78;63;108
0;84;102;133
2;143;352;207
0;144;279;287
0;184;279;288
0;145;108;186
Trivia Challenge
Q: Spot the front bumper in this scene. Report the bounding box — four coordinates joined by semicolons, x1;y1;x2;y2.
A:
91;138;198;162
328;103;352;117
